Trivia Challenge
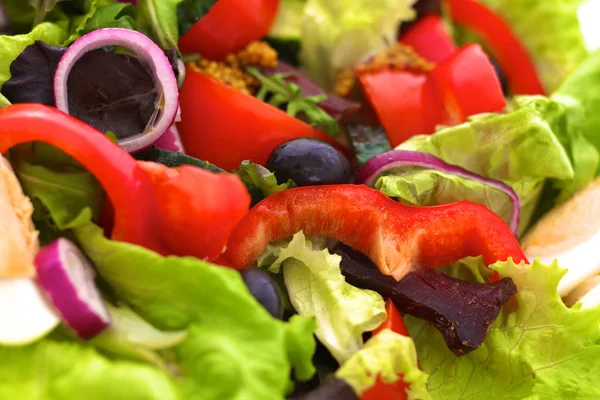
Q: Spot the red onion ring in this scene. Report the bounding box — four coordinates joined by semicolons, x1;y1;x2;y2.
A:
53;28;179;153
355;150;520;234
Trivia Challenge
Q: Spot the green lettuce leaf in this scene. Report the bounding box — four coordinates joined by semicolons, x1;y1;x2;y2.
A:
375;168;517;229
0;21;67;106
299;0;416;89
336;329;430;400
81;2;136;34
553;50;600;175
407;258;600;399
480;0;591;92
73;223;317;400
397;96;589;234
235;161;296;198
258;231;386;364
0;339;179;400
137;0;182;49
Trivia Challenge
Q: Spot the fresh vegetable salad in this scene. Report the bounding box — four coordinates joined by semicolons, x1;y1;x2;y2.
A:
0;0;599;399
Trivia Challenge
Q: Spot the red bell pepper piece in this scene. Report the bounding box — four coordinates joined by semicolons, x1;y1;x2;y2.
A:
363;300;410;400
138;161;250;261
177;68;346;171
226;185;527;280
446;0;546;95
400;15;457;64
0;104;250;262
431;44;506;125
179;0;279;60
358;70;443;148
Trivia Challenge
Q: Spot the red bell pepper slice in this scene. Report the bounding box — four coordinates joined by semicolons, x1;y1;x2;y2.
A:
0;104;162;252
431;44;506;125
226;185;527;280
363;300;410;400
0;104;250;262
179;0;279;60
178;68;346;171
446;0;546;95
358;70;443;148
400;15;457;64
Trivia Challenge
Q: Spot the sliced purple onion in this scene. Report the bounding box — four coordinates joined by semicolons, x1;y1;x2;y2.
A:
53;28;179;153
153;125;185;153
35;238;111;340
261;62;361;122
355;150;520;234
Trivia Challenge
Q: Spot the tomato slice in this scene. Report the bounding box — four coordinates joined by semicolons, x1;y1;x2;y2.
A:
177;68;343;171
179;0;279;60
446;0;545;95
400;15;457;63
138;161;250;261
430;44;506;125
358;69;443;148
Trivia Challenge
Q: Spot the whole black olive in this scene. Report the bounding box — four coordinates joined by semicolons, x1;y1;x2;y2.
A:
267;138;351;186
240;267;284;319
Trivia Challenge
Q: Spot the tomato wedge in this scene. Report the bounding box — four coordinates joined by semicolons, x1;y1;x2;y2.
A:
446;0;545;95
431;44;506;125
177;68;344;171
179;0;279;60
400;15;457;64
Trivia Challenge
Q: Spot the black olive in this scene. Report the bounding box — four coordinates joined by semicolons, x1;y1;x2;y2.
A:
240;267;284;319
267;138;351;186
490;58;509;96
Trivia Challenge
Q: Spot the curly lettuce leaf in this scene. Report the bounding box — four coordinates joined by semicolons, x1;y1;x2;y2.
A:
397;96;595;233
73;223;317;400
336;329;430;400
553;50;600;176
407;258;600;399
0;339;179;400
0;22;67;106
259;231;386;364
375;168;516;229
480;0;591;92
235;161;296;198
299;0;416;89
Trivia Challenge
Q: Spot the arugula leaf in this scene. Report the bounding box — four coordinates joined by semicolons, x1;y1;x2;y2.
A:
407;258;600;399
247;67;340;136
82;2;136;34
177;0;217;37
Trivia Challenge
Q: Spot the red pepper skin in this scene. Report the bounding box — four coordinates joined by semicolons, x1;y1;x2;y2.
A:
226;185;527;280
138;161;250;261
358;70;443;148
373;299;409;337
178;68;345;171
178;0;279;60
0;104;164;252
400;15;457;63
431;44;506;125
446;0;546;95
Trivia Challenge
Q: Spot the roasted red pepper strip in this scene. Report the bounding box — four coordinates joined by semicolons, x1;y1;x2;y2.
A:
0;104;250;262
400;15;457;64
363;300;410;400
0;104;163;252
446;0;546;95
226;185;527;280
179;0;279;60
178;68;346;171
